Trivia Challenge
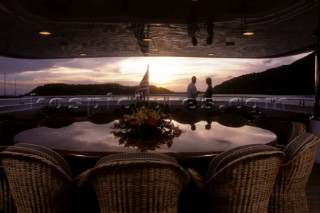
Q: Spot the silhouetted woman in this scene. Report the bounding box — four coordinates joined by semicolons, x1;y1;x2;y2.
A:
205;77;213;98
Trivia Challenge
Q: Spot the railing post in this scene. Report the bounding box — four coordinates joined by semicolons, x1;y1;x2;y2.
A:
314;30;320;118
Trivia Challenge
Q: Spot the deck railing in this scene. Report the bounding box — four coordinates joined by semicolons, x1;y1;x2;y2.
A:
0;94;315;114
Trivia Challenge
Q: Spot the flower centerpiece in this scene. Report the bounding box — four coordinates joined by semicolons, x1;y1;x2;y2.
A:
111;106;183;152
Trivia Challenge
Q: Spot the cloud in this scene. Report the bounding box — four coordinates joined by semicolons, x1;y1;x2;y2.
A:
0;56;128;74
0;57;56;73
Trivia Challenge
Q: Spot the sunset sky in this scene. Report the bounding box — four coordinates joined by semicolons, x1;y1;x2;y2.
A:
0;52;311;95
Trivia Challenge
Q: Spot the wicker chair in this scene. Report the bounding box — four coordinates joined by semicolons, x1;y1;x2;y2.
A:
204;144;284;213
269;132;319;213
0;146;16;213
76;152;190;213
0;143;75;213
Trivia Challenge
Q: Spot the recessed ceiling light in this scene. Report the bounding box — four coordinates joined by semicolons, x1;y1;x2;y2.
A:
142;37;152;42
243;31;254;36
39;31;51;36
79;53;87;57
208;53;215;57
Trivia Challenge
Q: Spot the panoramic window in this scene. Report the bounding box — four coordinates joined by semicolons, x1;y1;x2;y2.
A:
0;53;310;96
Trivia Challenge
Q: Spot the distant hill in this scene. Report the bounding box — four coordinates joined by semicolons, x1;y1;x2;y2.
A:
28;83;174;96
213;53;315;95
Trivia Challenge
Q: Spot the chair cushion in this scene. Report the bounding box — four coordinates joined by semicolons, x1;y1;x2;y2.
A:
5;143;71;175
207;144;282;178
284;132;315;161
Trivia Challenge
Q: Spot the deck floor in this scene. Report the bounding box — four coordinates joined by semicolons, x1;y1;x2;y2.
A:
307;163;320;213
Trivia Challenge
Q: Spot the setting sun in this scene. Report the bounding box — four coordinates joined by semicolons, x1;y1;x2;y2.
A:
150;74;169;85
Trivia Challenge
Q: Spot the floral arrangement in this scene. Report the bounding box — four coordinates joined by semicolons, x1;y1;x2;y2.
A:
111;106;183;152
122;107;164;127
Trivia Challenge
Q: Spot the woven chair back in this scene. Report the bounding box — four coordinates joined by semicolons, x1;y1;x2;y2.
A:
0;146;16;213
269;132;319;213
82;153;190;213
0;143;75;213
206;144;284;213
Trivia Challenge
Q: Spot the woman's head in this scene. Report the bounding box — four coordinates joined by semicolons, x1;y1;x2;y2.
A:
206;77;212;85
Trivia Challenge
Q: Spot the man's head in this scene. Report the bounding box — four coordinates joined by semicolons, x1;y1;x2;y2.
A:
192;76;197;83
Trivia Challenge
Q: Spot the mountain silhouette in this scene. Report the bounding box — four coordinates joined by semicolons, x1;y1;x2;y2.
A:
29;84;174;96
213;53;315;95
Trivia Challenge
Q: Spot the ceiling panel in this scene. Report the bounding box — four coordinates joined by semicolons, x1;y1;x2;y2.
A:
0;0;319;59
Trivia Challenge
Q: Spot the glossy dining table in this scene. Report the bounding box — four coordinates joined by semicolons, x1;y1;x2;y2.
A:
14;120;277;159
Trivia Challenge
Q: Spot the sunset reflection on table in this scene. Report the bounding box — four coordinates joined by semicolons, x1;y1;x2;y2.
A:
13;120;277;156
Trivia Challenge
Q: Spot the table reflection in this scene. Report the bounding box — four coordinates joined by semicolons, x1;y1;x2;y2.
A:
14;120;277;156
111;119;183;152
